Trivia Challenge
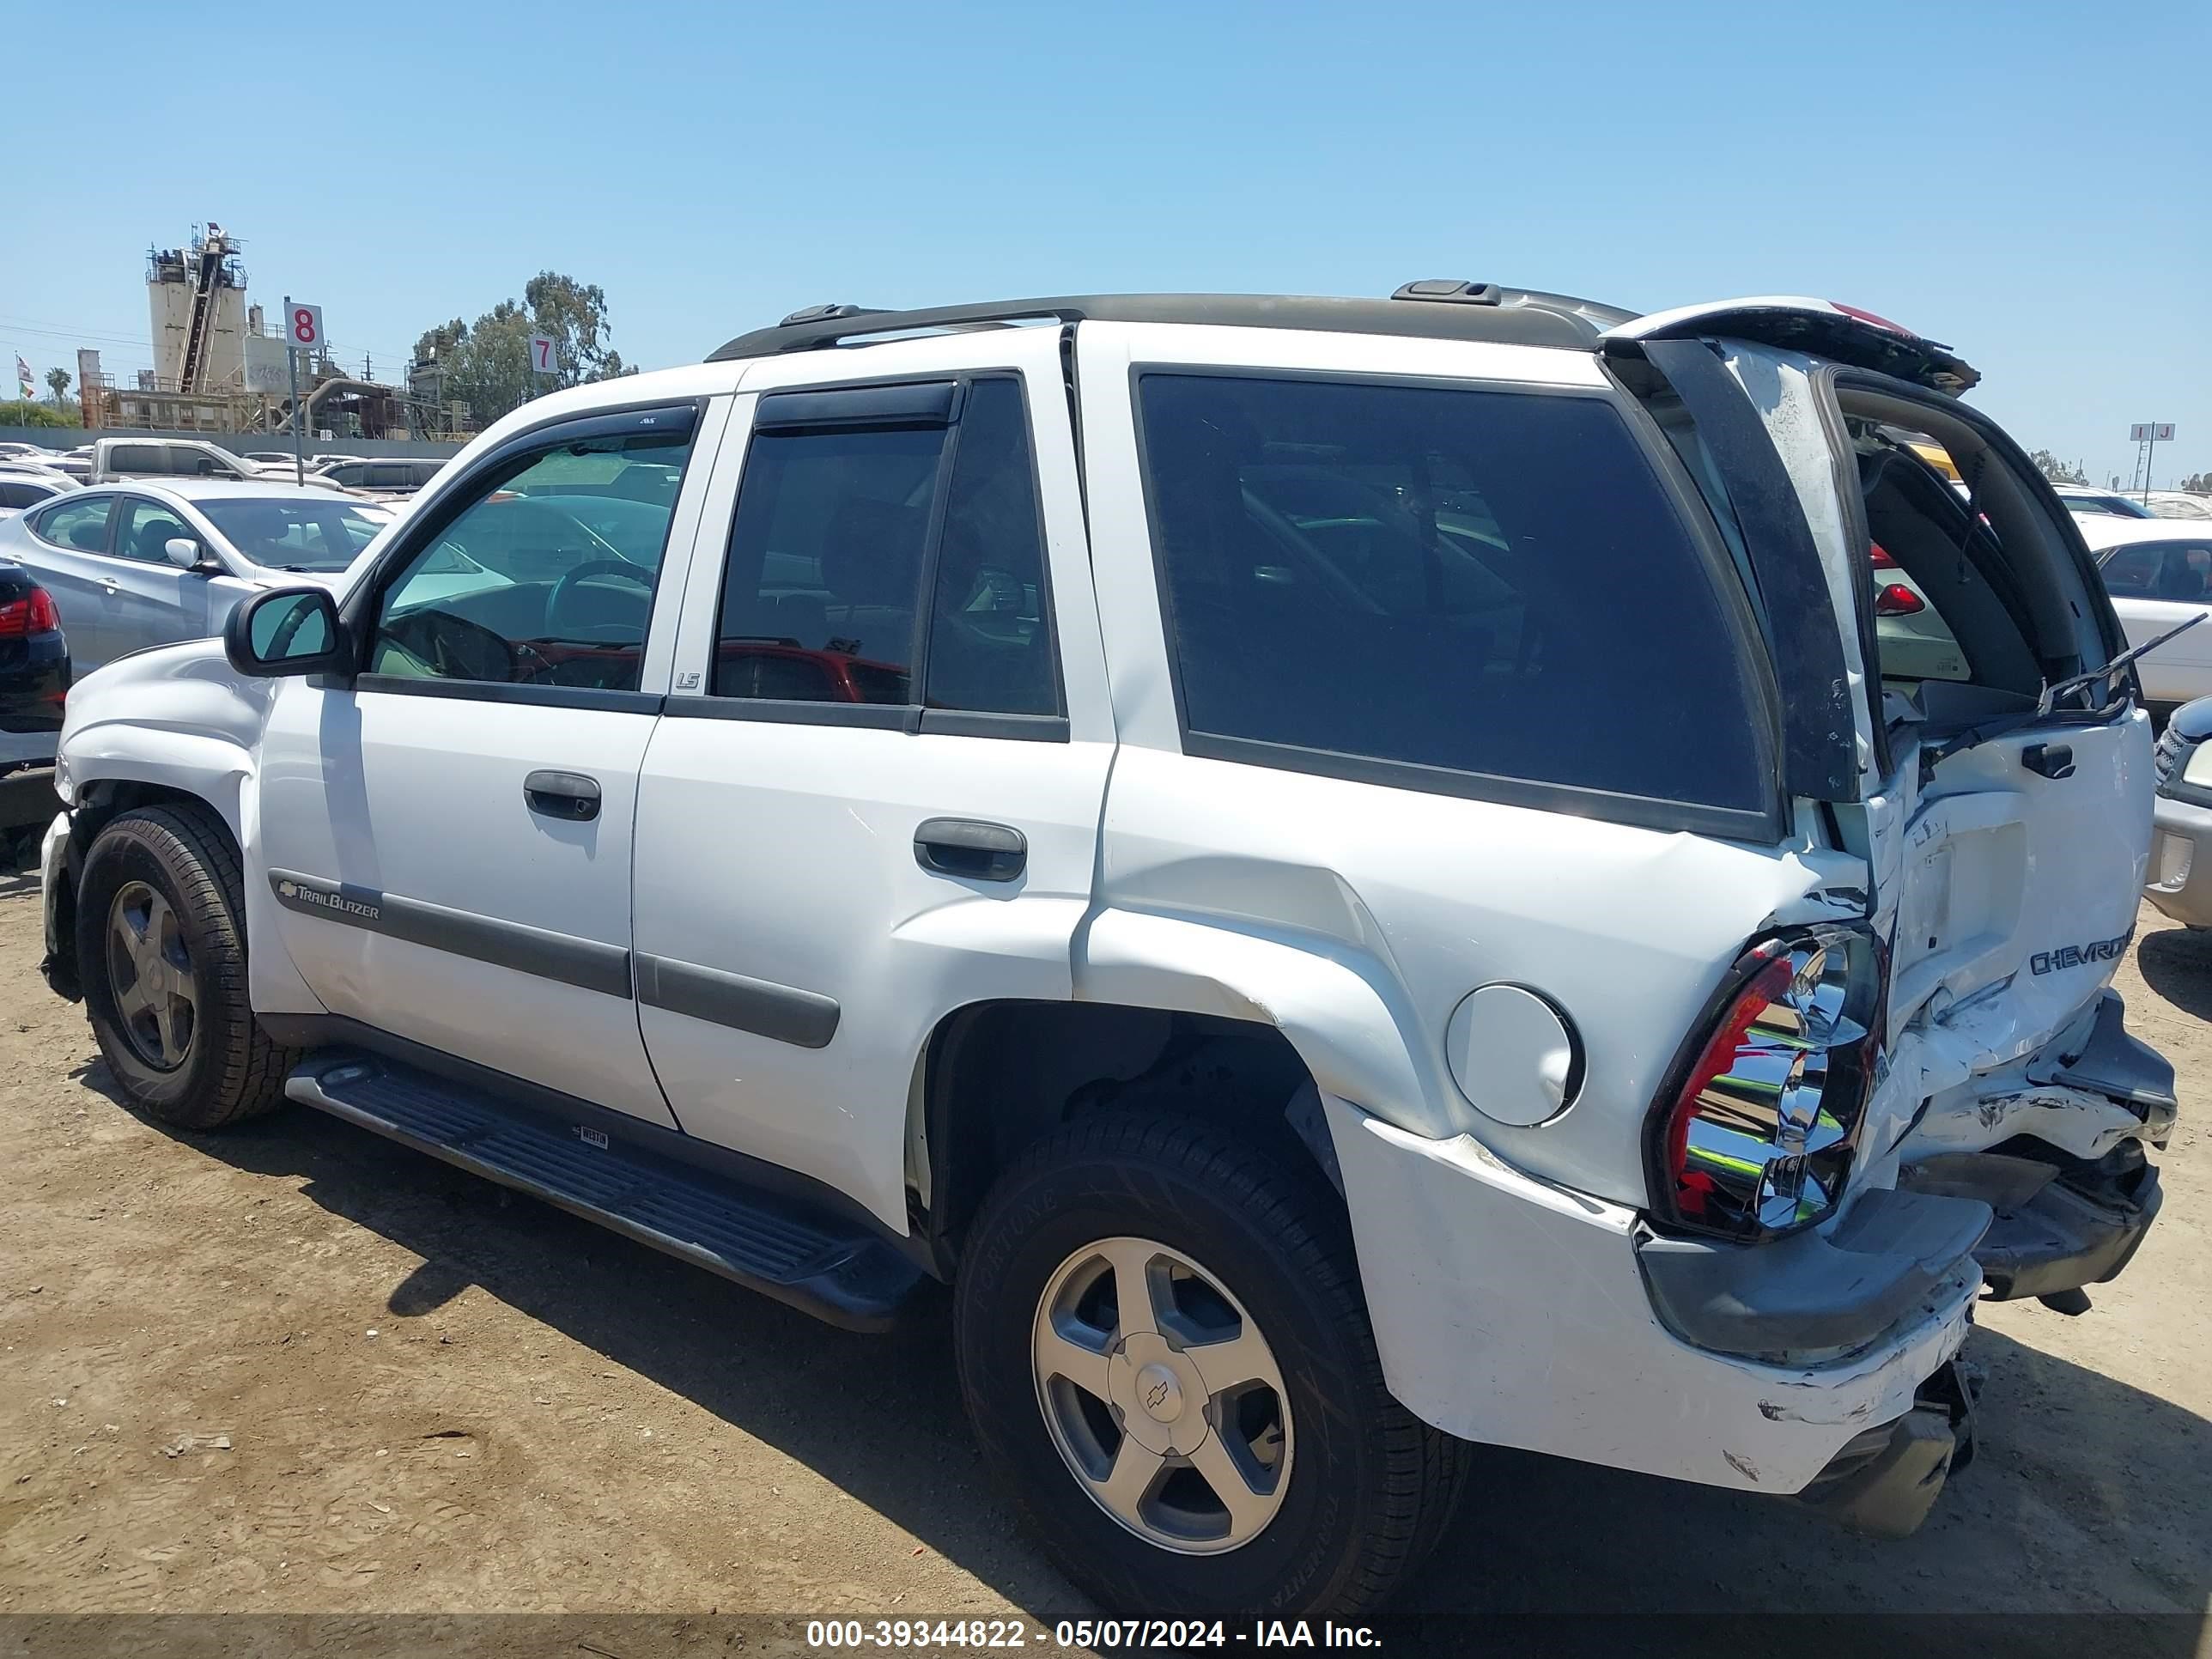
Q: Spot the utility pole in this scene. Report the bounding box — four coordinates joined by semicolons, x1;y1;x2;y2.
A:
285;294;303;486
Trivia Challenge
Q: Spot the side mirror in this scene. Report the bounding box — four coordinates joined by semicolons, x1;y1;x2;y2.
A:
223;586;349;679
164;537;204;570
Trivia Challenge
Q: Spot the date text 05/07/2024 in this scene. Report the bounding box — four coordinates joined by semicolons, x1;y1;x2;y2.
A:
803;1618;1383;1649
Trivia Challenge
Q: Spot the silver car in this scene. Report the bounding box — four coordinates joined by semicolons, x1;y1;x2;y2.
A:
0;479;389;676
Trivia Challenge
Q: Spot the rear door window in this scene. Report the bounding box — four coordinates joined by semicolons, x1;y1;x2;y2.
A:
31;495;115;553
109;446;164;476
1135;373;1770;823
2100;540;2212;602
710;375;1061;718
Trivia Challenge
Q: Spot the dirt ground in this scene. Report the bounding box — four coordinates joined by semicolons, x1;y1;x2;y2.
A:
2;850;2209;1654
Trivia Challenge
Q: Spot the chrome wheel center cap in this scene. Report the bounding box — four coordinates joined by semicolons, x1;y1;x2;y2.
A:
1134;1362;1182;1423
1109;1332;1209;1456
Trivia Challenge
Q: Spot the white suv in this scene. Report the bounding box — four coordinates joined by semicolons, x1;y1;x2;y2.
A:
36;284;2174;1618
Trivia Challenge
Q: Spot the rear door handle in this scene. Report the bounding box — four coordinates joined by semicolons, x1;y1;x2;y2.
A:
524;769;602;822
914;817;1026;882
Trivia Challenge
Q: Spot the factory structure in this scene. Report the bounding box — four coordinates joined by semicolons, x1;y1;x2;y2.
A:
74;223;469;441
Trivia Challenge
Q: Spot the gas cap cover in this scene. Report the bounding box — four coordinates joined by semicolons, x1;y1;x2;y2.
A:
1445;984;1582;1127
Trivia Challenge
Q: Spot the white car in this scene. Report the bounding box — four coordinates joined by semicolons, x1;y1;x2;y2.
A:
2143;491;2212;521
0;466;78;521
2053;483;2155;520
0;441;62;465
2079;515;2212;709
33;287;2172;1618
0;479;390;675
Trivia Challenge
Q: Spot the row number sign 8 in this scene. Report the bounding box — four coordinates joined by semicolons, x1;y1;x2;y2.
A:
287;303;324;352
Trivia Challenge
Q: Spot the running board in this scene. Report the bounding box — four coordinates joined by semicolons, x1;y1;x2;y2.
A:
284;1053;924;1331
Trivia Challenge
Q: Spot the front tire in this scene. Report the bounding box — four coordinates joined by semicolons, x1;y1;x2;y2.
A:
75;805;297;1130
955;1112;1462;1620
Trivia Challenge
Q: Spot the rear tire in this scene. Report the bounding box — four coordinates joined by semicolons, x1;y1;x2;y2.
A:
955;1111;1462;1620
75;805;297;1130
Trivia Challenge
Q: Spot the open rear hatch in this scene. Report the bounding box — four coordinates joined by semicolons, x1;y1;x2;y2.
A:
1607;302;2172;1309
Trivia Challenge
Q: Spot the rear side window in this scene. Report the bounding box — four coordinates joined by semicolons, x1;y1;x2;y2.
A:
110;446;164;475
32;495;113;552
2100;540;2212;602
0;481;54;508
711;376;1059;717
1136;374;1767;818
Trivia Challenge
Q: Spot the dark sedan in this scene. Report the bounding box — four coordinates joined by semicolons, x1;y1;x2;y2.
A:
0;558;69;774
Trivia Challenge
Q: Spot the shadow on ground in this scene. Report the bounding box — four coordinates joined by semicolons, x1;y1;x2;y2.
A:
2138;925;2212;1021
71;1051;2212;1656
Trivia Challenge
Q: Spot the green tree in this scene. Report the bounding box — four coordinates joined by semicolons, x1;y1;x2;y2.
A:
0;400;75;428
2028;448;2088;485
410;273;630;430
44;367;70;406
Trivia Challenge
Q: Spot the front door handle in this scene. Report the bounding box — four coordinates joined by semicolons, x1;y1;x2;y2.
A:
524;769;602;822
914;817;1026;882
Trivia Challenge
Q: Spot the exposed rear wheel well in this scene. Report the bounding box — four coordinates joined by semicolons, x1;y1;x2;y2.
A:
919;1000;1335;1272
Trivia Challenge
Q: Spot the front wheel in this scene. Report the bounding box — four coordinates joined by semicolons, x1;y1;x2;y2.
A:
75;805;297;1130
955;1112;1463;1620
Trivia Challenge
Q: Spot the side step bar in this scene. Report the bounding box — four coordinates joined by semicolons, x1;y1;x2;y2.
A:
285;1053;924;1332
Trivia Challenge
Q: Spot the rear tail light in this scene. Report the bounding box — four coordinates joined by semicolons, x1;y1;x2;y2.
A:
1649;927;1886;1242
1869;541;1898;568
1874;582;1924;617
0;585;60;637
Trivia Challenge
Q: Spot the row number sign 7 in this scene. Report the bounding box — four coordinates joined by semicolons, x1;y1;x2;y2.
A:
530;334;558;377
286;303;324;353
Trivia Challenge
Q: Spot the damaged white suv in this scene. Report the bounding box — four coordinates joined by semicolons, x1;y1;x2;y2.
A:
39;283;2175;1617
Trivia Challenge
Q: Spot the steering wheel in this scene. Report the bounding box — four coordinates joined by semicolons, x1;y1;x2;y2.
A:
376;608;520;682
547;558;654;637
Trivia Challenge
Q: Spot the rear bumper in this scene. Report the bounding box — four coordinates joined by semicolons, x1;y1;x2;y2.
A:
0;632;69;744
1903;1143;2163;1304
1322;1096;1982;1507
1795;1355;1978;1537
2147;793;2212;928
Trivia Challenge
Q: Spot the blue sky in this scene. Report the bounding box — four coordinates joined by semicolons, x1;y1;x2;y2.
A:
9;0;2206;485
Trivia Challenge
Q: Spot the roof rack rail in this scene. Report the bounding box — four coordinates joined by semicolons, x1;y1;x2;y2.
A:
705;286;1638;363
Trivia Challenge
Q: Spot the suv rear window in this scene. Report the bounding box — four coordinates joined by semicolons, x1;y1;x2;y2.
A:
1136;374;1767;819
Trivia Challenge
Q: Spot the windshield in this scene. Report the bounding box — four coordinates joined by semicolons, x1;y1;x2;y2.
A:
198;497;388;572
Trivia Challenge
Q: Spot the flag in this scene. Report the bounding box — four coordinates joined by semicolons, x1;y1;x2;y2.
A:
15;355;33;400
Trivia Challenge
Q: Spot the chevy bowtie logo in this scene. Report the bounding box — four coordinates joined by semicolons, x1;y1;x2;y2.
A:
276;879;298;898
